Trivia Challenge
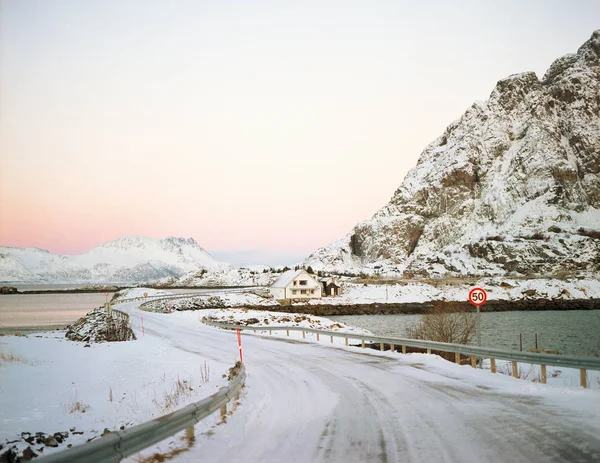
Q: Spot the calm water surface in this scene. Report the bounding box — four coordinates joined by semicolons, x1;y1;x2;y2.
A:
332;310;600;357
0;286;231;333
0;293;112;333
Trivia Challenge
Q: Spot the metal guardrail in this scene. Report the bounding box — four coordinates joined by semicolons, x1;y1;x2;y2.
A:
203;319;600;384
37;364;246;463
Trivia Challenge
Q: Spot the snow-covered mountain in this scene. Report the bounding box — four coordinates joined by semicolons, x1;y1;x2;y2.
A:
306;30;600;277
0;236;230;283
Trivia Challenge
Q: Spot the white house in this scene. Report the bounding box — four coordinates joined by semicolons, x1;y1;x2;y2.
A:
269;269;322;300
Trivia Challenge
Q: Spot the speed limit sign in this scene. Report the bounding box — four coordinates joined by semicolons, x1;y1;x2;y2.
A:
468;287;487;306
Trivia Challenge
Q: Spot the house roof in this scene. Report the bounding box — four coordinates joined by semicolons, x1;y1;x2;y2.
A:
271;269;309;288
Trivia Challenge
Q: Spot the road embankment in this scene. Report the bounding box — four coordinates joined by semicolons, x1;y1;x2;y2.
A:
240;298;600;316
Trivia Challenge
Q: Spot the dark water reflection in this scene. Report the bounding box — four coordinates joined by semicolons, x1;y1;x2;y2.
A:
331;310;600;357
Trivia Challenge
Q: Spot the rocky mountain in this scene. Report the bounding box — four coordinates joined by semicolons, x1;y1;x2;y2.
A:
306;30;600;277
0;236;230;283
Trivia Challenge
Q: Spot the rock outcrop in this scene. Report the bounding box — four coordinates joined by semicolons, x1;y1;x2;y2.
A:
66;308;136;343
306;31;600;277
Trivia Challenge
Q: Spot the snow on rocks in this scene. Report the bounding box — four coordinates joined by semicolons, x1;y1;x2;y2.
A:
202;308;372;335
141;289;274;313
65;307;136;343
112;287;174;302
306;31;600;278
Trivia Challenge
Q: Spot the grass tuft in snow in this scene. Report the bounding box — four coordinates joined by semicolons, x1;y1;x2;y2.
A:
200;361;210;384
153;377;195;412
0;350;28;365
65;400;89;414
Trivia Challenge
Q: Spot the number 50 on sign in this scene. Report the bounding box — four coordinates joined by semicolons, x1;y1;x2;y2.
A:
468;287;487;306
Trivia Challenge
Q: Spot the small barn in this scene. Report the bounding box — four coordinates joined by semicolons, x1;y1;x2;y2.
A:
320;277;342;296
269;269;322;300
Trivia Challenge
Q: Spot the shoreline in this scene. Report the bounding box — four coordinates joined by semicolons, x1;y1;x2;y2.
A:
238;298;600;316
0;285;257;295
0;325;68;336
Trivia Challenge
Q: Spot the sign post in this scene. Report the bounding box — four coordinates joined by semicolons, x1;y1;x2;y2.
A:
236;329;243;363
468;287;487;355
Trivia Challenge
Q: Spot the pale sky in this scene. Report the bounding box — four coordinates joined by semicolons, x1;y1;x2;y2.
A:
1;1;598;265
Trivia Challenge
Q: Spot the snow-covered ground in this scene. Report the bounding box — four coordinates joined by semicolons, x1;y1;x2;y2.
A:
2;301;600;462
0;322;231;459
202;308;372;336
318;276;600;304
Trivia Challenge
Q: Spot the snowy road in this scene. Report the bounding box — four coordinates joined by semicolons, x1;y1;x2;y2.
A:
121;302;600;463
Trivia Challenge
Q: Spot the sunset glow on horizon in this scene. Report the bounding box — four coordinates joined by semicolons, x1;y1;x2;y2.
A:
2;0;598;264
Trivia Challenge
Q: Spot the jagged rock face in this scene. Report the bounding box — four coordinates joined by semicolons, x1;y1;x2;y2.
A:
306;31;600;277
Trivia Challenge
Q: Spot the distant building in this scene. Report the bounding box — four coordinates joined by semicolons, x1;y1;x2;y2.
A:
320;277;342;296
269;269;322;300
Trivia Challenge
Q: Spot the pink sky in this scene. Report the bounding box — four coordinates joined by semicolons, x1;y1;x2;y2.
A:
1;1;598;264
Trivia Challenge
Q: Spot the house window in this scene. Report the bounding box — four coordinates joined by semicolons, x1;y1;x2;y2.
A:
293;281;297;286
301;289;306;295
310;290;315;294
292;290;297;295
299;280;307;286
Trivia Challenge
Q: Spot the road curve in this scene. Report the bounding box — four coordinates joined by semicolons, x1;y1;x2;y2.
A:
119;301;600;463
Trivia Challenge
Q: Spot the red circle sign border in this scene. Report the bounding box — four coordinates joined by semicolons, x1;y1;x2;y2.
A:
468;287;487;306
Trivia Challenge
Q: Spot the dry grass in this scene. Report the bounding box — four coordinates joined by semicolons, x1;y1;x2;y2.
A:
153;377;194;412
495;363;544;382
65;400;89;414
200;361;210;384
134;446;189;462
0;350;27;365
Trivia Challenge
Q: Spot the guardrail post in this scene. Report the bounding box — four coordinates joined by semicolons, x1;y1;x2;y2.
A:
402;345;406;355
470;356;476;368
455;352;460;364
317;333;320;342
286;329;290;337
580;369;587;388
302;331;305;339
220;404;227;420
427;348;431;354
380;343;384;352
390;343;394;352
491;358;496;373
345;337;348;346
186;425;195;444
512;361;519;378
361;340;365;349
330;335;334;344
269;329;272;335
540;364;546;384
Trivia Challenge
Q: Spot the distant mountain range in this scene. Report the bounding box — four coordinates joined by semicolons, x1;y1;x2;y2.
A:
305;30;600;277
0;236;229;284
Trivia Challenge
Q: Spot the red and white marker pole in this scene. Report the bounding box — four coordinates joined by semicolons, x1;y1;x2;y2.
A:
141;317;145;337
236;329;243;363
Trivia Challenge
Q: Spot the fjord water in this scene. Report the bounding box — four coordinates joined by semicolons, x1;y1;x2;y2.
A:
331;310;600;357
0;292;112;334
